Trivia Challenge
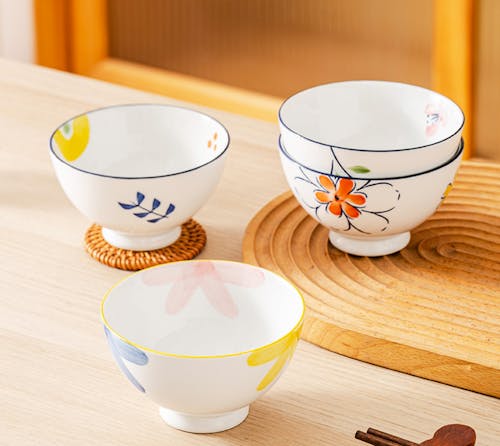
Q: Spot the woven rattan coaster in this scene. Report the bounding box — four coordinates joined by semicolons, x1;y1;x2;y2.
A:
84;219;206;271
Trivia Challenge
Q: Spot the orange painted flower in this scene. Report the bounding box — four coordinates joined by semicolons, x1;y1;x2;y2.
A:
314;175;366;218
207;132;218;151
292;166;399;234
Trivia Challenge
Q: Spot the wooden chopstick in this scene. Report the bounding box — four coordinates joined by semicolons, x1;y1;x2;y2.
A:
356;424;477;446
367;428;419;446
355;428;419;446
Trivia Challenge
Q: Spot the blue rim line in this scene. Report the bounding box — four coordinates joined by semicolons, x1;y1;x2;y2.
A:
49;103;231;180
279;134;464;181
278;80;465;153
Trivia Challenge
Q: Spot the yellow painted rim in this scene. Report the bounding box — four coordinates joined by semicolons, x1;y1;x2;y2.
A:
100;259;306;359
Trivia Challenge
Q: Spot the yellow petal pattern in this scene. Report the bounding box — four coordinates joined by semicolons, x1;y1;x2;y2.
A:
442;183;453;200
247;332;293;366
248;325;301;391
255;349;290;391
53;115;90;162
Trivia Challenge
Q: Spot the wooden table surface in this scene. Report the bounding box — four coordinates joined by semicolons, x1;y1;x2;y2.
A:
0;59;498;445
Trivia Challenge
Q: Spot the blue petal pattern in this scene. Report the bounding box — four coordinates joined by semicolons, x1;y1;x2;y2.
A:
104;326;148;393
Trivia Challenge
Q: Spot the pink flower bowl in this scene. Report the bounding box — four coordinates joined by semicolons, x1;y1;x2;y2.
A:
101;260;305;433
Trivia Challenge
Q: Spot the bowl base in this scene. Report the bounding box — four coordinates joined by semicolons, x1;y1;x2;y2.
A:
328;231;410;256
159;405;249;433
101;226;182;251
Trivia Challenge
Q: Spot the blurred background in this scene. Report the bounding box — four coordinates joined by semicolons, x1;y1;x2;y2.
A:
0;0;498;160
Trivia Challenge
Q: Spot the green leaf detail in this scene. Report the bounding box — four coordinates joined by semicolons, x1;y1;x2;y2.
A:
349;165;371;174
62;123;71;134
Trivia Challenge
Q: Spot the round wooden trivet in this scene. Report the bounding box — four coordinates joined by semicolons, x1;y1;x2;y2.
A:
243;161;500;397
85;219;206;271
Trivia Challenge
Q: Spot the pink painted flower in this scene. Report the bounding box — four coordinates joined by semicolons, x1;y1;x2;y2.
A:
141;261;265;319
425;103;447;137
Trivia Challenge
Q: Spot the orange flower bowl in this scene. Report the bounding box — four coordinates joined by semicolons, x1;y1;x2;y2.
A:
279;81;464;178
278;135;463;256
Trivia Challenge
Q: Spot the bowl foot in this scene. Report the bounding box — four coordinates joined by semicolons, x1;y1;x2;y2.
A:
101;226;182;251
159;405;249;433
328;231;410;256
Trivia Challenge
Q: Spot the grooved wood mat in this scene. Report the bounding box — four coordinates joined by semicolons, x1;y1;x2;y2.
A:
243;160;500;396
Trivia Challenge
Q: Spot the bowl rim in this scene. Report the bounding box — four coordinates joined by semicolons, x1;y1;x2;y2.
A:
278;80;465;152
279;134;464;180
100;259;306;359
49;103;230;180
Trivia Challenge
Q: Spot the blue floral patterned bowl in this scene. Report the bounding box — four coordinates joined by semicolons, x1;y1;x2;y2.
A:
278;135;463;256
50;104;229;250
279;81;464;178
101;260;305;433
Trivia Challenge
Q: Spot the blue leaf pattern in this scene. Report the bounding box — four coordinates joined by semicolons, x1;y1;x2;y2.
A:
118;202;137;210
166;203;176;215
118;192;176;223
147;217;162;223
136;192;145;205
152;198;161;210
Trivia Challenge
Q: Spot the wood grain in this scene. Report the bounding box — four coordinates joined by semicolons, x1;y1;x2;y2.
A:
69;0;108;74
90;58;282;122
243;162;500;396
107;0;433;98
0;58;498;445
34;0;70;70
474;0;500;161
432;0;474;158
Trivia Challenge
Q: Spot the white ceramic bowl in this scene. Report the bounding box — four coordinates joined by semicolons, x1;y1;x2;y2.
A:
279;81;464;178
279;135;463;256
101;260;305;433
50;104;229;250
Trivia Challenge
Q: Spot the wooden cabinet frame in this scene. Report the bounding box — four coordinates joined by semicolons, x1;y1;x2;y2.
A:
34;0;474;157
